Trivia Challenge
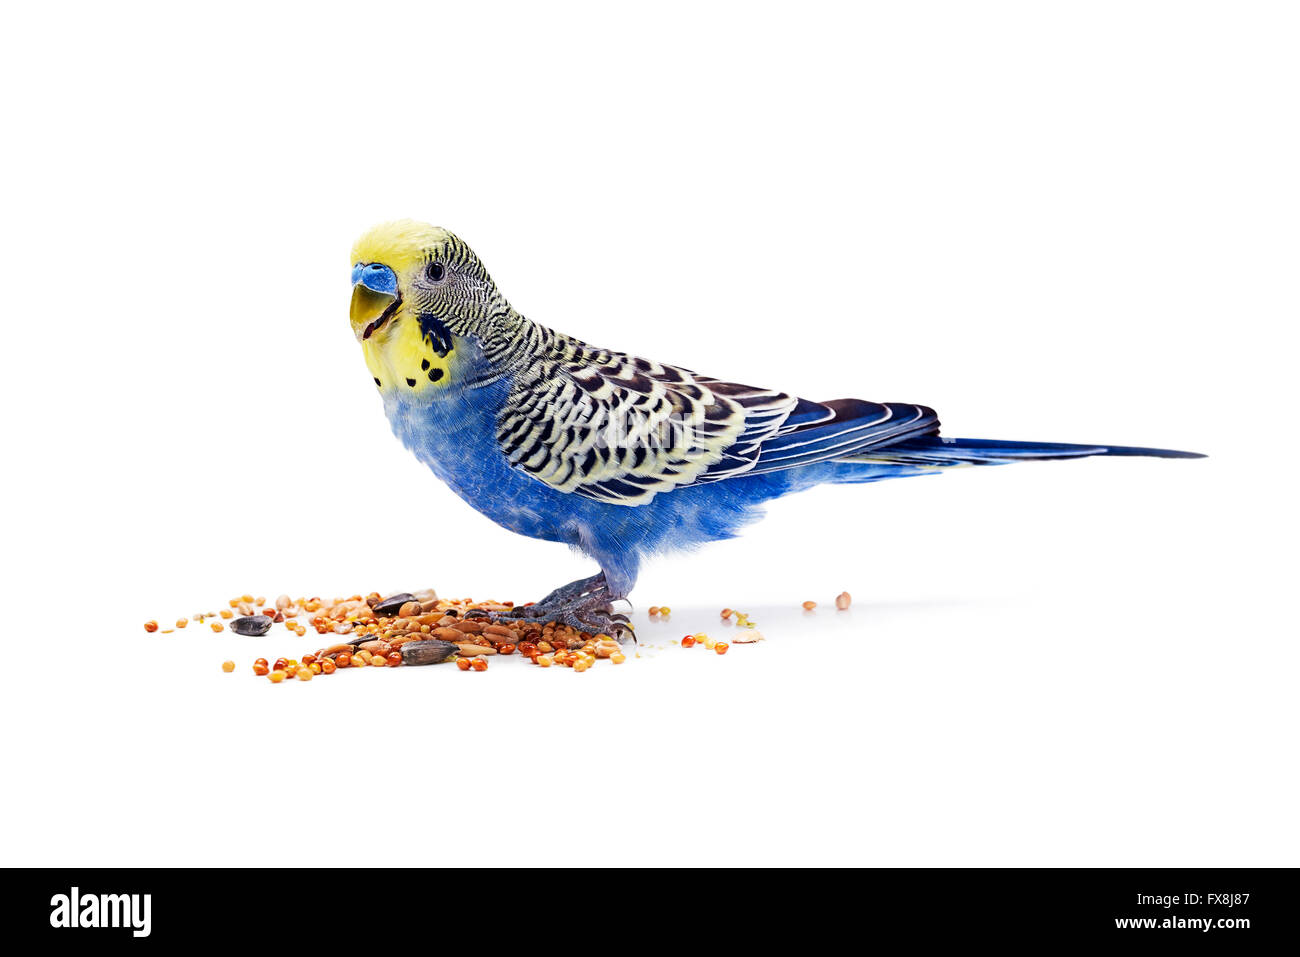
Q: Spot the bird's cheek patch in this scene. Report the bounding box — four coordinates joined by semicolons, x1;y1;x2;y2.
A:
391;321;454;393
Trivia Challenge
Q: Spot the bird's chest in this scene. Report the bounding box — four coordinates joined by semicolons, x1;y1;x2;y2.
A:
380;380;574;543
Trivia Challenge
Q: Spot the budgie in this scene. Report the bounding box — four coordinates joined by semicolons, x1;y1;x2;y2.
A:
349;220;1202;638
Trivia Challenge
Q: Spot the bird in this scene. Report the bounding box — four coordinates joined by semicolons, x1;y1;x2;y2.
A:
349;219;1202;638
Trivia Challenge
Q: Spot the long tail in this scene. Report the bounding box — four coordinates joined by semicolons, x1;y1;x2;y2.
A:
838;435;1205;471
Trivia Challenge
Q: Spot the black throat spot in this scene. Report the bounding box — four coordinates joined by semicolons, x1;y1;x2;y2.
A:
418;314;455;358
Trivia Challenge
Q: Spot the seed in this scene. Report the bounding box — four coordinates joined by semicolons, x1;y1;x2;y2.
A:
720;608;733;619
802;601;816;611
175;619;188;629
272;658;288;671
715;642;729;655
309;662;322;675
470;658;488;672
659;606;671;615
143;620;158;633
372;593;416;616
221;660;235;673
648;607;660;616
401;639;459;666
297;668;313;681
680;635;696;648
321;658;336;674
268;671;285;683
611;652;626;664
252;663;269;676
241;594;254;604
210;622;224;633
369;653;387;667
732;629;765;643
538;655;553;668
498;643;516;655
386;652;402;667
230;615;273;637
398;601;421;618
456;658;471;671
835;591;851;610
335;653;352;668
219;609;233;619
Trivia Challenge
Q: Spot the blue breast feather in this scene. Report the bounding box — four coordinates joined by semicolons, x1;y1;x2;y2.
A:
383;369;919;596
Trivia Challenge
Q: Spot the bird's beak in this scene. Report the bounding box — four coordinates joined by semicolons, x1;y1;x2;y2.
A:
350;263;401;341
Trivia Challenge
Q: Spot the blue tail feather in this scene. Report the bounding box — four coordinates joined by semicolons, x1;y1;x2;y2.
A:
828;436;1204;475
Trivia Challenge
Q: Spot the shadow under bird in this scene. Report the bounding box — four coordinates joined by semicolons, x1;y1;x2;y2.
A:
349;220;1203;638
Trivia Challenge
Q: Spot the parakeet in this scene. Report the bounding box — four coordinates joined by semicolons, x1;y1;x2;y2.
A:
349;220;1202;638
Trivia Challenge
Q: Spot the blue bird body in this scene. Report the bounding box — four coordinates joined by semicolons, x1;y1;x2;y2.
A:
349;220;1202;635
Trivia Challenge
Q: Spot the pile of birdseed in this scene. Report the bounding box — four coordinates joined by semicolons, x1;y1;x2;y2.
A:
143;588;849;682
144;589;645;680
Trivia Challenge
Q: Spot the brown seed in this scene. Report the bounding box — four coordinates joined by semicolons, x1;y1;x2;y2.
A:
400;639;460;666
456;642;496;657
835;591;851;610
398;601;420;618
451;619;486;634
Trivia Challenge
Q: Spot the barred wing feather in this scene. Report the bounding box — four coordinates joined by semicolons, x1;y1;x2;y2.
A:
497;350;938;505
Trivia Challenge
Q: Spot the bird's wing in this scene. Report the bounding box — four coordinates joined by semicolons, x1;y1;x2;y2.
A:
498;349;938;505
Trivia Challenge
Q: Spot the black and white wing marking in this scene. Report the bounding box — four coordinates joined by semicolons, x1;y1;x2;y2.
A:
497;350;939;505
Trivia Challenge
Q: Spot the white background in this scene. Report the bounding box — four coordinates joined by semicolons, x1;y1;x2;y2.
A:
2;1;1296;866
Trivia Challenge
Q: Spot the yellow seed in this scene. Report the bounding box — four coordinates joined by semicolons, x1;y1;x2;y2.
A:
296;668;312;681
703;637;716;650
268;671;285;683
210;622;224;633
175;619;188;628
659;606;671;615
611;652;626;664
221;660;235;673
219;609;233;619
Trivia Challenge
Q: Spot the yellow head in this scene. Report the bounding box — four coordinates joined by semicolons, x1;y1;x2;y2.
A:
350;220;508;396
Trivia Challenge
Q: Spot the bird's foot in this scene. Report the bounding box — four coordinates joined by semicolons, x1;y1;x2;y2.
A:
553;600;635;643
469;573;611;622
465;573;634;642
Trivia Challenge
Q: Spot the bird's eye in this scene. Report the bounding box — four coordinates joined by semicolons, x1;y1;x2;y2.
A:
427;262;445;282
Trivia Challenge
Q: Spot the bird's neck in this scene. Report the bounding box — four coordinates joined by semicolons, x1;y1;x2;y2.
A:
477;308;587;372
